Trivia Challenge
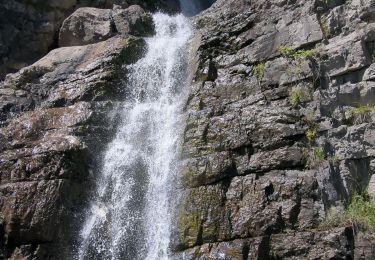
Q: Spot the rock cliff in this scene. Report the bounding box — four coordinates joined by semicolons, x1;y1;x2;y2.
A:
0;0;375;259
0;3;154;259
173;0;375;259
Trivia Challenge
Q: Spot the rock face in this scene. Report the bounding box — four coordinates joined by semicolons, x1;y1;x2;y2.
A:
173;0;375;259
0;4;150;259
0;0;178;80
1;0;375;259
59;5;154;47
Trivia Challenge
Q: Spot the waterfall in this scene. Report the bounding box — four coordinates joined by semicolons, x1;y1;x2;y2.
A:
77;13;192;260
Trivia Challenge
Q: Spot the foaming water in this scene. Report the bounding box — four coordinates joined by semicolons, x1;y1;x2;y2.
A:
77;13;192;260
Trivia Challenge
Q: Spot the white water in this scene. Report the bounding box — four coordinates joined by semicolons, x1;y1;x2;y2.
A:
77;13;192;260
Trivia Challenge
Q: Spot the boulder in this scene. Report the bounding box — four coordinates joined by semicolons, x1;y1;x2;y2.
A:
112;5;155;37
59;7;114;47
0;0;176;79
59;5;154;47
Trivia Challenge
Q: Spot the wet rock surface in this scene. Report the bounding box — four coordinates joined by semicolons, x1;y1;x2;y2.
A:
1;0;375;259
0;3;149;259
173;0;375;259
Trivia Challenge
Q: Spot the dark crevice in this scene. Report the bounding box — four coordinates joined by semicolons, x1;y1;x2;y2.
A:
258;235;271;260
289;192;301;228
242;241;250;260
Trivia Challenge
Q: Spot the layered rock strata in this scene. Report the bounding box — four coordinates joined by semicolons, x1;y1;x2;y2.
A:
173;0;375;259
1;0;375;259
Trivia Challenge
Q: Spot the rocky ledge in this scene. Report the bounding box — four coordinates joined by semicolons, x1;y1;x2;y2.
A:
173;0;375;259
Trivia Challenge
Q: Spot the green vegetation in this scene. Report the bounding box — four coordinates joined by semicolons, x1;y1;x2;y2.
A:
320;189;375;231
279;46;320;106
252;62;266;82
318;14;331;38
306;127;317;142
303;146;325;169
278;46;318;61
347;190;375;230
289;86;310;107
348;104;374;124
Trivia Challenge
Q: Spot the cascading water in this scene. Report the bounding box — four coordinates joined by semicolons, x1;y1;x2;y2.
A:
77;13;192;260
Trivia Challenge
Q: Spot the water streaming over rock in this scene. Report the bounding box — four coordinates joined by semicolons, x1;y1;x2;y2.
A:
77;13;192;260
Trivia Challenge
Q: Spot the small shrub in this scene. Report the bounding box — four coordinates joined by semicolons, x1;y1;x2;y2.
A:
252;62;266;82
279;46;318;61
306;128;317;142
289;86;310;107
347;190;375;230
279;46;295;59
318;14;331;38
320;189;375;231
304;146;325;169
348;104;374;124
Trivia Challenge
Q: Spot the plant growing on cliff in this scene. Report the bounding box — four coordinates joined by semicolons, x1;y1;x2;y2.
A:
279;46;318;62
306;127;317;142
252;62;266;82
303;146;325;169
318;14;331;38
279;45;321;97
348;104;374;124
320;189;375;231
347;190;375;230
289;85;311;107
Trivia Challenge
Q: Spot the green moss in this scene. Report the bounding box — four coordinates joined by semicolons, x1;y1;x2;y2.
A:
178;211;200;244
252;62;266;82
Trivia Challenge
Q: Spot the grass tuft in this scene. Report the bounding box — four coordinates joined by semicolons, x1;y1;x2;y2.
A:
348;104;374;124
252;62;266;82
320;189;375;231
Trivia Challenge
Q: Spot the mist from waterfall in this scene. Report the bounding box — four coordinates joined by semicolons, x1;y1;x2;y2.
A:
77;13;192;260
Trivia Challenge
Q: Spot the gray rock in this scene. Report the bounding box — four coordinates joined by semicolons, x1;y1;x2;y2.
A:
0;0;177;79
59;5;155;47
59;7;114;47
112;5;155;37
175;0;375;258
0;36;146;124
0;32;146;258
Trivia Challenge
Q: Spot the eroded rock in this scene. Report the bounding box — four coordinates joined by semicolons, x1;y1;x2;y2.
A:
174;0;375;258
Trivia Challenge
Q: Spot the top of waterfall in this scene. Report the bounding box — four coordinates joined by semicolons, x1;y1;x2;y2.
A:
179;0;215;17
